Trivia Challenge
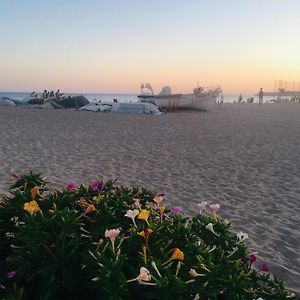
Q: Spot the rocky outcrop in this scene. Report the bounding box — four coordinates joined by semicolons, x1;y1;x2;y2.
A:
56;96;89;109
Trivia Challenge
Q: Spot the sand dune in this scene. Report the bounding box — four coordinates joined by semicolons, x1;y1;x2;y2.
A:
0;103;299;292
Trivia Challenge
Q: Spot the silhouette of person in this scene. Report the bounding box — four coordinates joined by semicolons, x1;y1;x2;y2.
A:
55;89;60;100
42;90;48;99
258;88;264;104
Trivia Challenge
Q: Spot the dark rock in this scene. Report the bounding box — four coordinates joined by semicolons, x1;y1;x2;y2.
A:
27;98;44;105
56;96;89;109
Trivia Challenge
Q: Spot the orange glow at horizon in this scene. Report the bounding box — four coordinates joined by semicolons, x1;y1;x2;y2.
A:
1;1;300;96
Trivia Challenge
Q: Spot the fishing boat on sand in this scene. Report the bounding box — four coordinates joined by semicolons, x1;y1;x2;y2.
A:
138;83;222;111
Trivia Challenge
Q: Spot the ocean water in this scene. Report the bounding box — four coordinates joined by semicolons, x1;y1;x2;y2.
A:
0;91;275;104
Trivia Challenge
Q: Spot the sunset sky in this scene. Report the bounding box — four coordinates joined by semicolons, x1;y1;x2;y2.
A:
1;0;299;94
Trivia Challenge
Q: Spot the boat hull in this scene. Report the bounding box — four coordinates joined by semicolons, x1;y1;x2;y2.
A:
138;92;220;111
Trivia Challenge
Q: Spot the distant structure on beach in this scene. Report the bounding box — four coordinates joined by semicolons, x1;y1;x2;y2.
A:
256;80;300;103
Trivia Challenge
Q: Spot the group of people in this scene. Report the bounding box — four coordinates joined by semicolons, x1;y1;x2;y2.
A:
237;88;264;104
42;89;64;100
30;89;64;100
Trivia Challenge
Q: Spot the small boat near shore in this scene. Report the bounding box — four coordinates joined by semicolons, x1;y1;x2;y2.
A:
138;83;222;111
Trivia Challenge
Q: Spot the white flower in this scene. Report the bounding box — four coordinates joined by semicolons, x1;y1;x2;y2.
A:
208;245;216;253
127;267;156;286
10;216;19;222
209;203;220;212
237;231;248;241
5;232;14;238
205;223;219;236
198;201;208;214
189;268;205;278
138;267;151;282
227;247;238;258
151;261;162;277
124;209;139;227
193;294;200;300
287;292;296;298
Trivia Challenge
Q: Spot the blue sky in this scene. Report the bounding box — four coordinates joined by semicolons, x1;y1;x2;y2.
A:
1;0;300;93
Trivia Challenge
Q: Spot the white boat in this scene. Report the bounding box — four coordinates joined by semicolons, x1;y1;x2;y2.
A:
138;83;222;111
111;101;162;115
79;101;112;112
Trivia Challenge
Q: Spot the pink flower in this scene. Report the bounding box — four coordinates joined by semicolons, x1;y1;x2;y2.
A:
12;172;20;179
153;195;164;206
105;229;120;254
133;198;141;208
90;181;99;190
250;254;257;263
66;183;76;191
171;207;182;215
260;263;269;272
105;229;120;240
7;271;17;279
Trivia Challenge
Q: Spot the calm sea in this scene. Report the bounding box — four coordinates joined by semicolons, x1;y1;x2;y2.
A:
0;91;274;104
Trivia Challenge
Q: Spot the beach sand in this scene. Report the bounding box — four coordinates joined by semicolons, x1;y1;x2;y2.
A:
0;103;299;292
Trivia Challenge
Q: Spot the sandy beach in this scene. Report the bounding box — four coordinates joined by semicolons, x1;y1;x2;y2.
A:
0;103;299;292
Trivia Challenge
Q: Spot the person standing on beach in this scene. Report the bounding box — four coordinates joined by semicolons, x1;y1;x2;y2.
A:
258;88;264;104
42;90;48;99
55;89;61;100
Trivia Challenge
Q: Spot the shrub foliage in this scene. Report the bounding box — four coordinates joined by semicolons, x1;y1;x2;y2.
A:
0;172;296;299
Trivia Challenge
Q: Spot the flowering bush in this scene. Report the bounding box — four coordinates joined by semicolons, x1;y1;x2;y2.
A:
0;172;297;299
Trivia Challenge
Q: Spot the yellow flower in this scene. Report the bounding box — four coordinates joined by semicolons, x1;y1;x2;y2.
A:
142;244;147;263
170;248;184;261
24;200;42;215
138;209;150;224
138;229;153;251
82;204;96;215
31;186;41;200
159;206;165;222
79;197;87;207
92;195;104;203
138;229;153;239
163;248;184;266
